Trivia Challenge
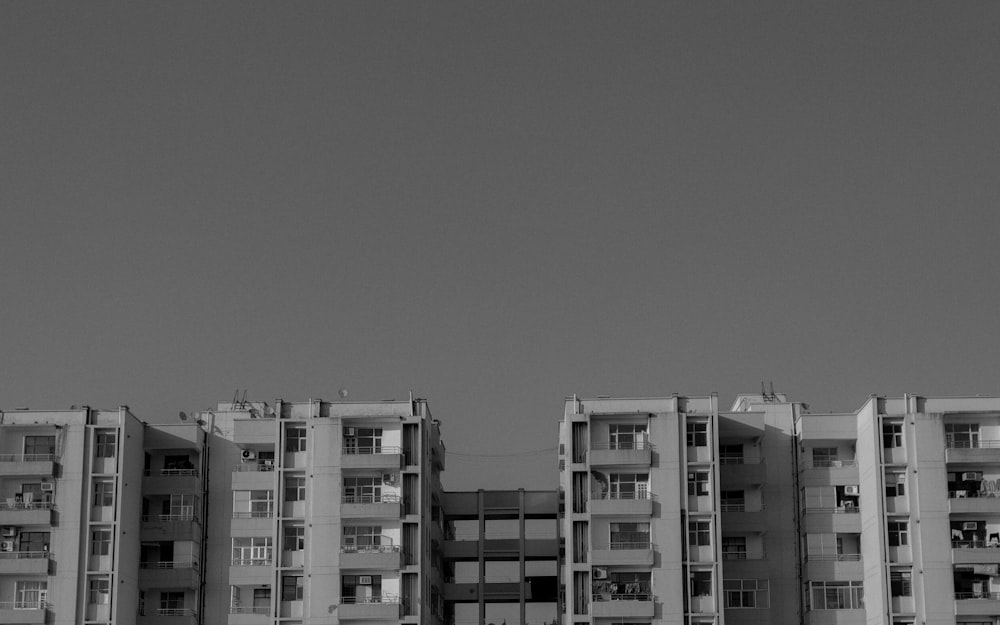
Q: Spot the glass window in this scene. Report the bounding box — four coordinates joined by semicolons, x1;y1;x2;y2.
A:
609;473;649;500
160;591;184;610
95;431;117;458
687;471;710;496
232;537;272;564
342;574;384;601
724;578;768;608
253;588;271;608
234;490;274;517
609;424;648;450
609;522;649;549
284;525;305;551
888;521;909;547
885;473;906;498
810;581;864;610
688;520;711;546
722;536;747;559
23;436;55;457
91;529;112;555
690;571;712;597
282;575;304;601
285;427;307;452
946;423;980;449
343;476;383;503
284;476;306;502
343;525;383;550
720;490;745;511
603;572;650;600
15;580;47;608
890;570;912;597
687;422;708;447
93;480;115;507
811;447;838;468
168;494;195;519
89;578;111;605
883;423;903;448
345;428;383;454
719;444;744;464
19;531;49;553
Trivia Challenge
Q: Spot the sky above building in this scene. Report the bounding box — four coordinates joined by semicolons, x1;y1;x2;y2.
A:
2;3;999;491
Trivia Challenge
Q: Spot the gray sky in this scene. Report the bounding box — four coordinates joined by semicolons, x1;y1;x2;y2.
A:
3;3;999;491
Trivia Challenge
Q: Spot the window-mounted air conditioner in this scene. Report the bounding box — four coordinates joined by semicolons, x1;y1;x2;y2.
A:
593;567;608;580
963;522;979;530
844;485;860;496
962;472;982;481
40;483;53;492
1;527;17;538
358;576;373;585
241;450;256;461
0;541;13;552
345;428;356;436
383;473;396;485
262;459;274;466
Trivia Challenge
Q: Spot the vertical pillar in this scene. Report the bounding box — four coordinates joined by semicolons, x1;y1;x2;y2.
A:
479;490;486;625
519;489;526;625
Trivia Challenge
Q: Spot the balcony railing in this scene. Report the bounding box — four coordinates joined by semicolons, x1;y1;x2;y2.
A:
143;469;198;477
0;454;55;463
341;494;401;504
340;544;401;553
720;456;764;465
155;608;198;616
804;506;860;514
342;446;402;455
142;514;196;522
140;560;198;569
807;553;861;561
952;540;1000;549
591;441;650;451
341;594;400;604
0;551;49;560
955;592;1000;600
232;558;273;566
803;459;857;469
0;501;54;511
230;606;270;614
593;491;651;501
722;550;766;560
233;464;275;472
947;439;1000;449
0;600;48;609
608;541;652;550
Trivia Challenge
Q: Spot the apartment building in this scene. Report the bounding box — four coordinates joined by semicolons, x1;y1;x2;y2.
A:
203;397;445;625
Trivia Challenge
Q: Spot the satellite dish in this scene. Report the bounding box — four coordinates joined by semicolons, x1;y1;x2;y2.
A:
338;389;349;399
179;412;188;421
249;408;260;418
196;419;206;426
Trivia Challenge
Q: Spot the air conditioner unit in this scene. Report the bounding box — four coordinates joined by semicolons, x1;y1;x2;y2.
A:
241;450;256;461
844;485;860;496
593;567;608;580
40;483;53;492
0;541;12;552
964;522;979;530
358;576;373;585
383;473;396;485
345;428;356;436
1;527;17;538
262;459;274;466
962;472;982;481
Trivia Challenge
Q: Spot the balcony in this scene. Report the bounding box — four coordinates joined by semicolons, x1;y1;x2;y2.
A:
802;507;861;533
590;596;655;618
139;561;200;589
0;454;56;477
804;610;866;625
800;459;858;487
0;551;51;575
229;560;273;585
341;494;402;519
947;440;1000;464
0;501;54;526
339;544;402;569
338;596;401;620
589;493;653;516
719;458;766;485
589;443;651;468
0;601;47;624
141;515;200;542
952;541;1000;564
949;496;1000;514
143;469;200;494
231;468;275;491
341;447;403;470
137;608;198;625
229;606;271;624
721;504;767;532
591;543;654;567
805;554;863;577
955;592;1000;615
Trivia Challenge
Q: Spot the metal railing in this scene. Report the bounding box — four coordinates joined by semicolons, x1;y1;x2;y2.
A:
233;464;275;472
590;441;650;451
0;600;48;610
231;558;273;566
952;540;1000;549
140;560;198;569
592;593;652;602
722;550;767;560
342;494;401;504
807;553;861;561
0;501;54;511
0;454;55;463
0;550;49;560
141;514;197;522
947;439;1000;449
144;469;198;477
340;544;401;553
804;506;859;514
156;608;198;616
230;606;270;614
607;541;652;550
342;446;402;455
593;491;651;501
720;456;765;465
803;459;857;469
232;510;274;519
955;592;1000;600
341;594;400;605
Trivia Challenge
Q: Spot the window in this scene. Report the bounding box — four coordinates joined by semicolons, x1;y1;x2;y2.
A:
719;444;744;464
284;476;306;502
609;424;648;450
602;572;650;600
883;423;903;448
234;490;274;517
345;428;383;454
687;471;710;497
888;520;909;547
232;537;272;564
687;422;708;447
168;494;195;519
21;482;49;505
160;591;184;611
15;581;47;608
282;575;304;601
91;529;112;555
890;570;912;597
690;571;712;597
343;476;383;503
810;581;864;610
343;525;383;550
688;520;711;546
163;455;192;470
19;531;49;553
284;525;305;551
720;490;745;511
95;431;117;458
89;578;111;605
285;427;307;452
253;588;271;608
946;423;980;449
722;536;747;559
886;473;906;498
342;574;383;601
23;435;55;457
609;473;649;500
609;522;649;549
724;579;768;608
93;480;115;507
811;447;838;468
